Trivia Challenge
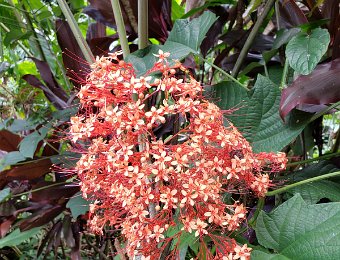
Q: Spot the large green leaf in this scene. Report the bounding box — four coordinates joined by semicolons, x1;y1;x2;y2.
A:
19;131;44;159
288;180;340;204
127;11;217;77
66;192;91;219
285;28;330;75
213;75;309;152
255;194;340;259
283;161;340;204
165;11;217;54
0;227;41;248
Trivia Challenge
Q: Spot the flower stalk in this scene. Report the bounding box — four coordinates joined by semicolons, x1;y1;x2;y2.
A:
110;0;130;58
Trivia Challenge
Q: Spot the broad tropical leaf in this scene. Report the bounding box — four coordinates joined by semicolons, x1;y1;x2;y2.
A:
286;28;330;75
255;194;340;259
280;58;340;119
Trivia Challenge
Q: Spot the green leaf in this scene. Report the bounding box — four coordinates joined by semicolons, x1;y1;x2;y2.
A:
286;28;330;75
127;12;217;77
251;250;290;260
213;76;309;152
288;180;340;204
272;28;300;50
255;194;340;259
0;188;11;203
19;131;44;159
3;29;32;47
17;61;38;76
0;227;41;248
165;11;217;55
243;0;263;18
126;45;161;77
0;151;26;170
66;192;91;218
172;0;185;21
283;161;340;204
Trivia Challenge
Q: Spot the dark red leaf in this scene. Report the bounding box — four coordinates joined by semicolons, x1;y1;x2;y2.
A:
83;0;172;43
1;158;51;181
62;215;75;248
332;16;340;59
279;0;308;28
321;0;340;40
0;217;15;238
280;59;340;119
30;58;69;102
22;74;68;110
0;201;16;217
70;222;81;260
31;182;79;203
19;205;64;231
87;22;106;40
83;0;136;34
201;6;229;57
56;19;91;89
0;130;21;152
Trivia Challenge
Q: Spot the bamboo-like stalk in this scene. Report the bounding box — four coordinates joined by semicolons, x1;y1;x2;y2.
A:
266;170;340;196
232;0;276;78
138;0;148;49
110;0;130;58
56;0;94;64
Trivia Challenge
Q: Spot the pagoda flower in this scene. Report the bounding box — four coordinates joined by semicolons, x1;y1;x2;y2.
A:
69;50;287;259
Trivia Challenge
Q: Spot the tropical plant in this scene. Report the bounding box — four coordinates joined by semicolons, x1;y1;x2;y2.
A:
0;0;339;259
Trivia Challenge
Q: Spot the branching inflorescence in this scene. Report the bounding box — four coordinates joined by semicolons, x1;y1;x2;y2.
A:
69;50;287;259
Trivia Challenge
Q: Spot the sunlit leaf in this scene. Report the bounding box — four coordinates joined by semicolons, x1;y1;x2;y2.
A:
286;28;330;75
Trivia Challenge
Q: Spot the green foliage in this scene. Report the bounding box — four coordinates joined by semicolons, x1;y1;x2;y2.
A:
214;75;308;152
0;187;10;202
66;192;91;219
286;28;330;75
255;194;340;259
127;11;217;76
0;228;41;249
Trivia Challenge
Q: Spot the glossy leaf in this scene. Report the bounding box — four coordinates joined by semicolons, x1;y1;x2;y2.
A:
19;131;44;159
0;130;21;152
0;227;41;248
214;76;309;152
0;188;10;203
22;74;68;110
165;11;217;55
66;193;91;218
280;58;340;119
0;151;26;171
255;194;340;259
55;19;91;89
278;0;308;28
286;28;330;75
127;12;217;76
2;158;52;180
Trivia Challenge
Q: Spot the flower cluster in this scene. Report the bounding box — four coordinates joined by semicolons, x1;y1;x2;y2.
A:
70;50;287;259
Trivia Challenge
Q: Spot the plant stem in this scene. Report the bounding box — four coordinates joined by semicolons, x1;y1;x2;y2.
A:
287;152;340;167
231;0;276;78
266;170;340;196
309;101;340;123
110;0;130;58
200;56;248;90
280;58;289;89
248;197;265;227
57;0;94;64
138;0;148;49
0;22;32;56
19;1;47;61
12;182;69;198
